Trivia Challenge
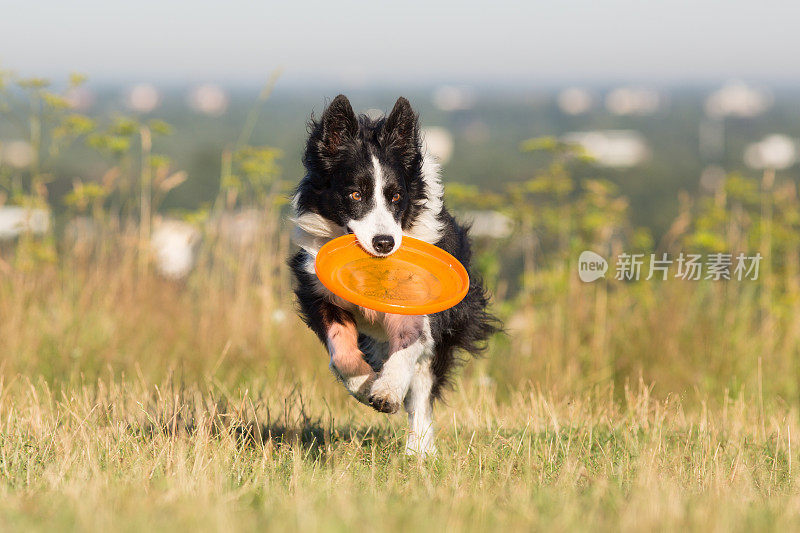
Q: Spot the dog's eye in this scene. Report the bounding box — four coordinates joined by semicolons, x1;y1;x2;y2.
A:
391;193;401;203
350;191;362;201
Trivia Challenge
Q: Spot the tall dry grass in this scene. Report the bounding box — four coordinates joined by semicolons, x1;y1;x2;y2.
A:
0;209;798;530
1;366;799;530
3;72;800;530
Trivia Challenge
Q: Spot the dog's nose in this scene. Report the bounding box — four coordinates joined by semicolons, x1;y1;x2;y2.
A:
372;235;395;254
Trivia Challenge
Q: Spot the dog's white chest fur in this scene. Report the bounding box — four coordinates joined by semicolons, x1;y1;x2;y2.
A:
291;153;445;340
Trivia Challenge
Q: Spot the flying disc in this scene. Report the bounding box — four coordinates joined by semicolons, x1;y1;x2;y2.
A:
315;234;469;315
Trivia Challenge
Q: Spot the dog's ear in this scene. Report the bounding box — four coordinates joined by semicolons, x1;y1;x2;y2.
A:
320;94;358;153
382;97;420;172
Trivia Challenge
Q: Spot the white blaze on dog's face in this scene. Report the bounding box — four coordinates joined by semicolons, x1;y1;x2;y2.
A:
294;94;432;258
346;156;404;256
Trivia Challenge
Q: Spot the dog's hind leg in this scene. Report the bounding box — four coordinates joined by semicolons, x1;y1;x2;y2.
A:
403;358;437;456
368;315;432;414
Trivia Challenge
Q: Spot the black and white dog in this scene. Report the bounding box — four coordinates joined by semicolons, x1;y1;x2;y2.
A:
289;95;499;455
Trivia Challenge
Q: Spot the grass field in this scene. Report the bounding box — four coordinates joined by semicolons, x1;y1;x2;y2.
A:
2;235;800;532
4;74;800;531
2;365;799;531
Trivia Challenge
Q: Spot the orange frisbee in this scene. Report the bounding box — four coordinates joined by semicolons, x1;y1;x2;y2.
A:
315;234;469;315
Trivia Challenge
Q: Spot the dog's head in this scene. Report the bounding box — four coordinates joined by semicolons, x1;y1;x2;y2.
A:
295;95;427;257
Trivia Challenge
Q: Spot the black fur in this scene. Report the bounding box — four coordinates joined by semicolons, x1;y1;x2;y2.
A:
296;95;426;234
426;210;500;398
290;94;500;402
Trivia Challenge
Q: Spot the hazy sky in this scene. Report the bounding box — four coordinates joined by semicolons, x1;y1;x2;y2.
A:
1;0;798;87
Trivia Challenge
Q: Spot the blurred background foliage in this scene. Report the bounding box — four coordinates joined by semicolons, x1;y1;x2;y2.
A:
2;71;800;405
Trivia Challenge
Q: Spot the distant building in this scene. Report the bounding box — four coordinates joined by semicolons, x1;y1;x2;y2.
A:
421;127;454;165
363;108;384;120
432;86;476;112
744;134;797;170
187;84;229;116
562;130;650;168
150;219;200;279
705;81;771;118
125;83;161;114
0;206;50;240
1;140;35;169
457;210;513;239
605;87;660;116
557;87;593;115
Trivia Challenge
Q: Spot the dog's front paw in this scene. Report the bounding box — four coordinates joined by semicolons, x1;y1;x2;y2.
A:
330;362;376;405
367;378;403;414
348;373;377;405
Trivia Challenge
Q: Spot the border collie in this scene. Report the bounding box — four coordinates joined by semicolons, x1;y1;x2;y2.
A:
289;95;499;455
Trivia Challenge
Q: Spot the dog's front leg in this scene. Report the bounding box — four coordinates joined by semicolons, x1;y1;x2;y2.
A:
368;315;430;414
326;320;376;403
